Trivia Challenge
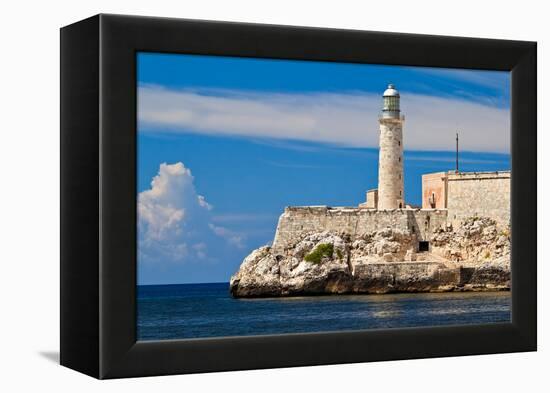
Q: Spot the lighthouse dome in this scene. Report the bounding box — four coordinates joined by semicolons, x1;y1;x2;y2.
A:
383;84;400;97
381;83;401;117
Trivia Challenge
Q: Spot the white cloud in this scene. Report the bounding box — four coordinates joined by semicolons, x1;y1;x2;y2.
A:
138;162;244;265
138;85;510;153
208;224;245;249
211;213;279;223
139;163;193;241
410;67;509;90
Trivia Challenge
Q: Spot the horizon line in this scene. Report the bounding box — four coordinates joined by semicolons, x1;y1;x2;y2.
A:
138;281;229;287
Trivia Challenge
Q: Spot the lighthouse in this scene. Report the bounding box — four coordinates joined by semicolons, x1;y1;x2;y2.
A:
377;84;405;209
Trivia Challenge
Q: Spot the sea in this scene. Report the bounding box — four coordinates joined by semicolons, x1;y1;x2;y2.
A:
137;282;511;341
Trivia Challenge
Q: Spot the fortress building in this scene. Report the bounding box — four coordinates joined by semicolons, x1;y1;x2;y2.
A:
269;79;511;255
360;84;510;227
422;170;510;225
230;83;511;297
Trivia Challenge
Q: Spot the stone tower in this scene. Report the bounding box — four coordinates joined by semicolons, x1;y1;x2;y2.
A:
377;84;405;209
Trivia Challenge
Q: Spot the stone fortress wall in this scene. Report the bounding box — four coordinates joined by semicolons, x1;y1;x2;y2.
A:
271;206;448;253
271;170;510;254
422;171;510;225
446;171;510;225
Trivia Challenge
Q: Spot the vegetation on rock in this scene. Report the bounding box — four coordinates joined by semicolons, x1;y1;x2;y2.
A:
304;243;334;264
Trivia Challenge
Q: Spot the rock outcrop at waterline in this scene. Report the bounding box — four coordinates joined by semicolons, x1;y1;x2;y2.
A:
229;216;510;298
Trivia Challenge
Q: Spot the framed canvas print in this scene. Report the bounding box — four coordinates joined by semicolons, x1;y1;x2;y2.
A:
60;14;537;379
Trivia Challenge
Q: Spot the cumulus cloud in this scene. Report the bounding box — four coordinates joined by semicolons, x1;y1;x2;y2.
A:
138;162;244;265
138;85;510;153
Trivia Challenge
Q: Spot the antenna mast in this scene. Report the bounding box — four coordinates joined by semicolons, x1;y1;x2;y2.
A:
455;132;459;173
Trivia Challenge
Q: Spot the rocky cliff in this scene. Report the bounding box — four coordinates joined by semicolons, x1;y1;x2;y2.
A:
229;215;510;297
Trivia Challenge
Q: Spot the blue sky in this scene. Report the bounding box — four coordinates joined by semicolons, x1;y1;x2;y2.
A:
137;52;510;285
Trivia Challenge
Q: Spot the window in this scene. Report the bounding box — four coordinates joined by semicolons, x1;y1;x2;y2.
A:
418;241;429;252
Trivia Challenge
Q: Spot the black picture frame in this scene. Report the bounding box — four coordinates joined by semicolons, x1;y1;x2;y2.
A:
60;14;537;379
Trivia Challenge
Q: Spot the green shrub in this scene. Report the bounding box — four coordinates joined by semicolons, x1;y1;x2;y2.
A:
304;243;334;264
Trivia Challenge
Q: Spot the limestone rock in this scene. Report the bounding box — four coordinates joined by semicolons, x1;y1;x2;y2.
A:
229;216;510;297
404;249;417;261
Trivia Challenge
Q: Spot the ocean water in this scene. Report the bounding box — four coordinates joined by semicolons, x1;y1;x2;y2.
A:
137;283;511;341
